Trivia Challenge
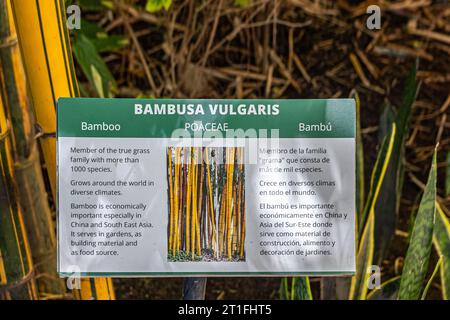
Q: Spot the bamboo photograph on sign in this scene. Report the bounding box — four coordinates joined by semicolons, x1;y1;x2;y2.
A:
167;146;246;262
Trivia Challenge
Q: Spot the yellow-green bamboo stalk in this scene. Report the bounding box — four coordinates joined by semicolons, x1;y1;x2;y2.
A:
240;208;246;259
196;152;203;256
168;148;174;254
185;149;191;254
218;187;226;257
238;148;245;258
232;174;238;256
0;0;64;297
178;149;183;252
226;148;235;260
173;148;180;255
10;0;114;300
0;88;38;300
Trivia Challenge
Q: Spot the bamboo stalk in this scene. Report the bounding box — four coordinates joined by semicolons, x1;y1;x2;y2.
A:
185;149;191;254
240;207;246;258
10;0;114;300
10;0;74;196
218;186;226;257
238;148;245;258
0;0;63;297
180;152;187;252
231;171;238;256
196;151;203;256
205;148;217;256
239;148;246;259
178;150;183;252
173;148;180;255
191;148;198;259
226;148;235;260
223;148;228;258
0;88;37;300
236;152;242;253
168;148;174;254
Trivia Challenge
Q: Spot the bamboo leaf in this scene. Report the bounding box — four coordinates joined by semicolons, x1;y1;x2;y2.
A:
350;125;397;299
91;35;128;53
433;203;450;300
91;65;104;98
367;276;401;300
374;64;419;263
75;19;103;38
146;0;172;12
398;149;437;300
72;34;116;97
75;19;128;53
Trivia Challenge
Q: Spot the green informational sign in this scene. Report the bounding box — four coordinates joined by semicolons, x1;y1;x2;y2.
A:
58;98;355;138
57;98;356;277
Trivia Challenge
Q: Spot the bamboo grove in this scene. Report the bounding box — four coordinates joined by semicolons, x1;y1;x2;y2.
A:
0;79;37;300
0;0;66;298
0;0;115;299
167;147;246;262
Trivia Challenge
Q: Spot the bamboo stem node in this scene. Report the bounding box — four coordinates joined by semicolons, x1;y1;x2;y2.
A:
33;123;56;140
13;150;38;170
0;120;10;141
0;35;17;49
